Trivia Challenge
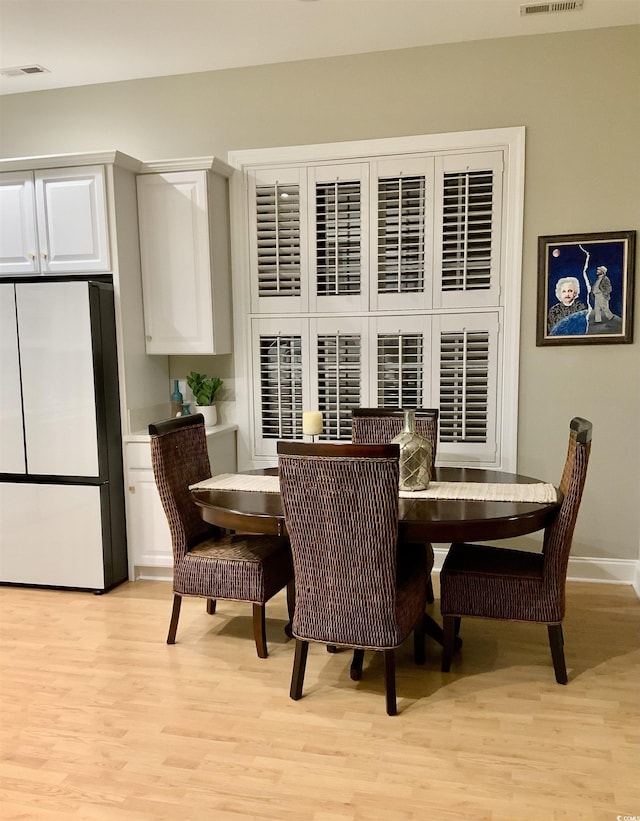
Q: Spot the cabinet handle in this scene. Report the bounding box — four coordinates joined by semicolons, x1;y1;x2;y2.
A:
28;252;36;260
128;486;136;493
41;251;48;259
146;335;152;341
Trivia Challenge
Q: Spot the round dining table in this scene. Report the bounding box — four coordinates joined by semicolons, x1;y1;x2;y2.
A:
191;465;562;544
191;464;561;651
191;467;561;542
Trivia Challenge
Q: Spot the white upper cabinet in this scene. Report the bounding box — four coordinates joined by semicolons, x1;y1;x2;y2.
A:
137;161;233;355
0;166;110;275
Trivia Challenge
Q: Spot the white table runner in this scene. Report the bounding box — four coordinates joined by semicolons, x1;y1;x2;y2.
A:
190;473;557;504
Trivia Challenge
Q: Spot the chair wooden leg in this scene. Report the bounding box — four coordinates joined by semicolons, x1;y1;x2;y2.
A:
166;594;182;644
383;650;397;716
441;614;458;672
548;623;568;684
253;603;268;659
426;575;435;605
284;579;295;638
206;598;216;615
350;649;365;681
290;639;309;700
413;618;426;666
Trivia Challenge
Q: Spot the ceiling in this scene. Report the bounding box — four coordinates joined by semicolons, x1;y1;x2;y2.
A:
1;0;638;96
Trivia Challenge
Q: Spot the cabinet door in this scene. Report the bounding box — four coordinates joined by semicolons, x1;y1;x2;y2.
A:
127;469;173;569
35;166;110;273
137;170;231;355
0;171;39;274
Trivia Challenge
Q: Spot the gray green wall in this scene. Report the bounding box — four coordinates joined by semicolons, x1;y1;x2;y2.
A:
1;25;638;571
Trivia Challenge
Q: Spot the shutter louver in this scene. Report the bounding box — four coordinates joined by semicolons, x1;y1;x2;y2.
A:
316;181;361;296
377;333;423;407
439;330;490;442
441;170;493;292
259;335;303;438
317;332;361;440
378;176;425;294
256;182;301;297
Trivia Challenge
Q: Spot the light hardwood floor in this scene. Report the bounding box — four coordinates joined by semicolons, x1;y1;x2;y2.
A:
1;578;638;821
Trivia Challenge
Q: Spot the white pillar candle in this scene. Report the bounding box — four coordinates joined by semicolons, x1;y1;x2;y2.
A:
302;411;323;436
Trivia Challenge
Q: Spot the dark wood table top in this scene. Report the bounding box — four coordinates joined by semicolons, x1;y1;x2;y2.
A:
191;465;561;543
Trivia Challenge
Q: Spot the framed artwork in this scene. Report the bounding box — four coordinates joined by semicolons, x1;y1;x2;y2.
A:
536;230;636;346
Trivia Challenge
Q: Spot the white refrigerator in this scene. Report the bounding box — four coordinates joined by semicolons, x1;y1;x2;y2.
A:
0;277;127;591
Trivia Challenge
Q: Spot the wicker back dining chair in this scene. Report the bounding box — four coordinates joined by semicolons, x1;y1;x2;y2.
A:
277;441;429;716
351;407;439;477
351;407;439;604
149;414;294;658
439;417;592;684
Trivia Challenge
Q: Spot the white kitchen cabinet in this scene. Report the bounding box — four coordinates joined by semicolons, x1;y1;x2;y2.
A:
136;158;233;354
125;424;238;577
0;166;110;275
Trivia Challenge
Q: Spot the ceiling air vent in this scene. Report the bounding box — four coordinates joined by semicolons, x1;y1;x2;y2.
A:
0;65;50;77
520;1;584;14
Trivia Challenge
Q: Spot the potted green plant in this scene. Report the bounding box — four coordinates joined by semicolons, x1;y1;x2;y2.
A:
186;371;223;426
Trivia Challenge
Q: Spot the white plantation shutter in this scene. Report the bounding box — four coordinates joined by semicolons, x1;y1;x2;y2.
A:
310;317;367;441
434;152;503;309
240;131;522;470
248;167;306;313
377;176;425;293
251;318;308;457
377;332;423;407
372;157;433;311
315;180;360;295
309;164;369;313
431;312;499;464
256;183;300;296
370;314;432;409
259;334;303;437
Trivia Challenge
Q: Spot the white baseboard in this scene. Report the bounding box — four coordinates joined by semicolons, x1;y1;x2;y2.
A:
133;555;640;599
432;546;640;599
133;566;172;582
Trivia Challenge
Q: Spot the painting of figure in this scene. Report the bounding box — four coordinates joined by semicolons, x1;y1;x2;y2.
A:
537;231;636;346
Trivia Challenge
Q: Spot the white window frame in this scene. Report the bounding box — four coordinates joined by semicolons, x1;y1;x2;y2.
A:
229;127;525;472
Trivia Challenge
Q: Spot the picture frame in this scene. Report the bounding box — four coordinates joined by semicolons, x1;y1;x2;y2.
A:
536;230;636;346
